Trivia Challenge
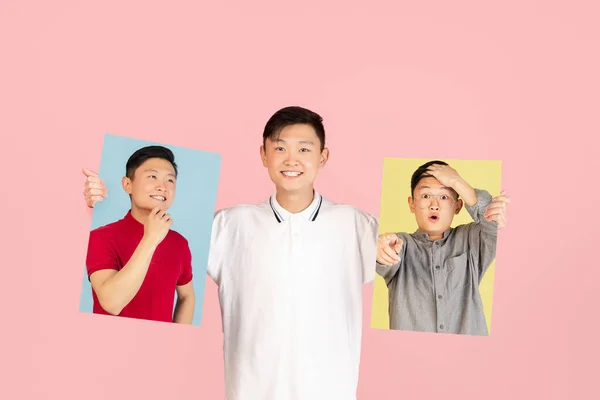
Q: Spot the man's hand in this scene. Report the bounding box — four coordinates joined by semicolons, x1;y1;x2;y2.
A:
376;233;404;266
425;164;462;188
83;168;107;208
426;163;478;207
483;190;510;229
143;207;173;247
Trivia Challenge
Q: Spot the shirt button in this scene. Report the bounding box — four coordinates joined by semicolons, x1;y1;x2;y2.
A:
438;295;442;299
439;325;444;329
435;265;440;270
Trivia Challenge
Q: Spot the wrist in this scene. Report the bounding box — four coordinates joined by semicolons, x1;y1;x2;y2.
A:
141;235;160;250
451;176;467;190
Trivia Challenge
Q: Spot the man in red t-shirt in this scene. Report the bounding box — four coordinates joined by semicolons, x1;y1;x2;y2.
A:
84;145;195;323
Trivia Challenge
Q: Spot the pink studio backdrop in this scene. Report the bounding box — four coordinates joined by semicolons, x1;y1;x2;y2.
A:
1;1;598;399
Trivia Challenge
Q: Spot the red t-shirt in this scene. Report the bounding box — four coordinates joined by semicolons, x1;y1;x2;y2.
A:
85;210;193;323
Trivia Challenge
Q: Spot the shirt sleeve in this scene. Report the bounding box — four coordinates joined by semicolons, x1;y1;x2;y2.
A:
85;229;120;279
206;209;225;286
360;214;380;284
465;188;499;280
375;232;408;287
177;237;193;286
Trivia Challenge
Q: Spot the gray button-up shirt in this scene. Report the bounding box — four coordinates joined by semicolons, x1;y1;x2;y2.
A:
376;189;498;336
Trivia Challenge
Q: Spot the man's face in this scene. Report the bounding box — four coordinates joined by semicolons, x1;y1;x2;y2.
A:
260;123;329;195
123;158;177;212
408;176;462;237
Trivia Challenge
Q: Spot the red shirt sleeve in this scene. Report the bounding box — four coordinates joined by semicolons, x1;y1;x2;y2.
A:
86;229;120;279
177;238;193;286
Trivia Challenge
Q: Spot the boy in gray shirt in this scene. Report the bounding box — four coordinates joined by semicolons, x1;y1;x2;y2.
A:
376;160;509;336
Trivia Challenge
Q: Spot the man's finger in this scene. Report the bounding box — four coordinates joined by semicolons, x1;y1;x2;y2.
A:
485;203;506;213
382;244;400;261
381;233;397;242
486;203;507;213
484;209;502;219
82;168;98;177
86;188;106;197
493;214;505;229
85;180;105;190
393;238;403;253
377;252;397;266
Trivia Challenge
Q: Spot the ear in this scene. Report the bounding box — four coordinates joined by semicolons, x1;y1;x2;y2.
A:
455;199;463;215
260;145;268;167
318;147;330;168
408;196;416;213
122;176;132;194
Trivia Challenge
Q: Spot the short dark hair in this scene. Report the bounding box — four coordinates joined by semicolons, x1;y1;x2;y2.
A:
125;145;178;180
410;160;457;198
262;106;326;151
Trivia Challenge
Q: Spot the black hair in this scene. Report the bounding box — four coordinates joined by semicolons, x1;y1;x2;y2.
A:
262;106;326;151
125;145;178;180
410;160;458;198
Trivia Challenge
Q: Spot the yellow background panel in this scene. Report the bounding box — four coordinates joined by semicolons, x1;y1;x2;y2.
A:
370;158;502;334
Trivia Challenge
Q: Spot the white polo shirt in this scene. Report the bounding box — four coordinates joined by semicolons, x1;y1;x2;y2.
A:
207;191;379;400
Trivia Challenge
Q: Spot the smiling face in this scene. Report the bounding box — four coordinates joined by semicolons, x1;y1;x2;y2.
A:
408;176;462;239
122;157;177;213
260;123;329;196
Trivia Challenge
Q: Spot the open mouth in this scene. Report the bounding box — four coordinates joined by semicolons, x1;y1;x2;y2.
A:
281;171;303;178
150;195;167;202
428;214;439;222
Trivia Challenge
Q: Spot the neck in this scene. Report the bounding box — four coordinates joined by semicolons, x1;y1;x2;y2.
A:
276;187;315;214
130;205;150;225
419;229;443;241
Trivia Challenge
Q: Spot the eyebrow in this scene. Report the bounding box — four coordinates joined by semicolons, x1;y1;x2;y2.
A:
144;169;176;178
417;185;453;192
272;139;315;145
415;185;455;193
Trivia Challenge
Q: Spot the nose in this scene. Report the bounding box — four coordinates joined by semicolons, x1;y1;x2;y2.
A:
284;153;299;165
429;200;440;211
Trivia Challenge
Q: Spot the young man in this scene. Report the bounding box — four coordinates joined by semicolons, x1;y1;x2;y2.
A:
82;107;379;399
84;145;195;324
376;160;509;336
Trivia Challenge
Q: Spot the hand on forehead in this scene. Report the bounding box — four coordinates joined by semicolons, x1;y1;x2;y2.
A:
415;176;455;195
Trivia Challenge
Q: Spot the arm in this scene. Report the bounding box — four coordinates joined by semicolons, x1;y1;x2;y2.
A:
360;215;380;284
464;188;499;236
468;190;510;279
375;232;406;285
87;207;172;315
450;175;478;207
425;164;497;234
173;239;195;324
173;282;195;324
88;235;158;316
206;209;225;286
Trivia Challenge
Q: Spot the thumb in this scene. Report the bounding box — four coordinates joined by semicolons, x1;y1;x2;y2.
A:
393;238;403;253
82;168;98;177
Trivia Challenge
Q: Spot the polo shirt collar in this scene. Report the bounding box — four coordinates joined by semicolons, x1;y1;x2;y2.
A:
123;209;144;233
269;190;323;223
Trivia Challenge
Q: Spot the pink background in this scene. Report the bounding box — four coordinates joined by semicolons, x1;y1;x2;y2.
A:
2;1;598;399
